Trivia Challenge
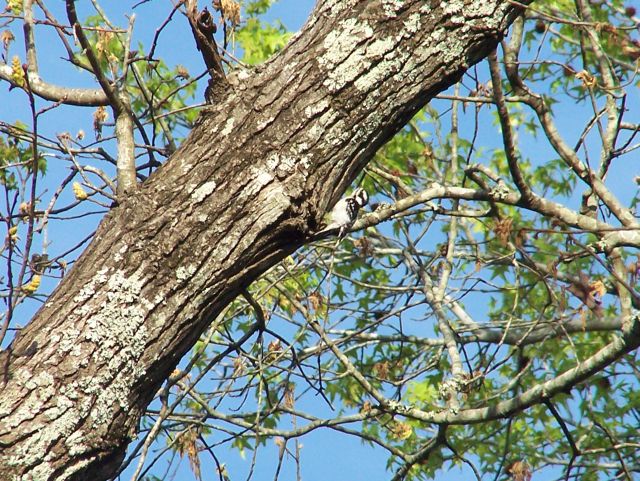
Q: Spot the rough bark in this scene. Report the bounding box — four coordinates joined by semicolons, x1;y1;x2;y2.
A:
0;1;524;480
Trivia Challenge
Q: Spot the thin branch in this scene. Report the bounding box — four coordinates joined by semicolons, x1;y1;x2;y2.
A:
543;399;580;481
501;16;637;228
65;0;123;112
488;49;537;205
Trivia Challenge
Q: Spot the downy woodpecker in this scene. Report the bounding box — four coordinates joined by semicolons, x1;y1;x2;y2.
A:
321;187;369;238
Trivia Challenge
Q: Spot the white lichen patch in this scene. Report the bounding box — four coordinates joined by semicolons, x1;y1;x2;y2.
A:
220;117;235;136
192;180;217;203
440;38;465;64
317;4;485;96
81;269;149;427
23;371;54;391
84;270;148;351
50;327;82;355
256;114;276;131
89;364;145;427
324;48;368;91
305;107;340;145
279;155;296;173
248;184;292;235
95;267;110;284
299;157;311;171
316;0;358;19
20;461;54;481
264;152;297;177
383;0;405;17
50;393;74;417
65;430;87;456
255;170;274;187
153;293;165;306
266;153;280;171
469;1;499;16
318;15;412;93
367;37;397;57
8;392;100;481
6;391;92;478
180;158;195;176
304;99;330;118
243;167;276;201
315;117;351;148
3;267;152;479
113;243;128;263
176;264;197;282
403;13;421;34
320;17;373;81
293;147;311;172
441;0;463;14
73;284;96;304
236;68;251;81
353;40;400;91
448;14;465;26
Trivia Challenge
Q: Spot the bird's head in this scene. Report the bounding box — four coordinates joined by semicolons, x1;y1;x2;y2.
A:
352;187;369;208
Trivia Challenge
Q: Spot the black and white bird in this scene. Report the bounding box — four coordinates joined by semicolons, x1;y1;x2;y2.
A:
318;187;369;239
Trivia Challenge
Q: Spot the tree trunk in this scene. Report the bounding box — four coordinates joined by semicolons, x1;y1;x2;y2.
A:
0;1;524;479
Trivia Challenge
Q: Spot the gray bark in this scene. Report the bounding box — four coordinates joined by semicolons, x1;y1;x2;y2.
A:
0;1;524;480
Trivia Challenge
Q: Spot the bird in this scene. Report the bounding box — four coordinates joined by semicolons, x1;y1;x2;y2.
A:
317;187;369;239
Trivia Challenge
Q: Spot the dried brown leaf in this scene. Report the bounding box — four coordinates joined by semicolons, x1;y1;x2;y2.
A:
373;361;390;380
390;421;413;440
514;229;527;248
93;106;108;139
360;400;373;414
507;460;532;481
353;237;373;257
233;355;245;376
283;383;295;409
220;0;240;26
575;70;596;88
493;217;513;246
268;339;282;353
589;279;606;299
308;291;324;312
1;30;15;49
176;428;202;481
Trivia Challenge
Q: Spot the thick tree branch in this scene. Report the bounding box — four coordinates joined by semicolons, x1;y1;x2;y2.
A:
185;0;227;94
337;313;624;347
114;95;137;197
66;0;137;197
0;65;109;105
22;0;38;74
372;311;640;426
352;182;618;244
